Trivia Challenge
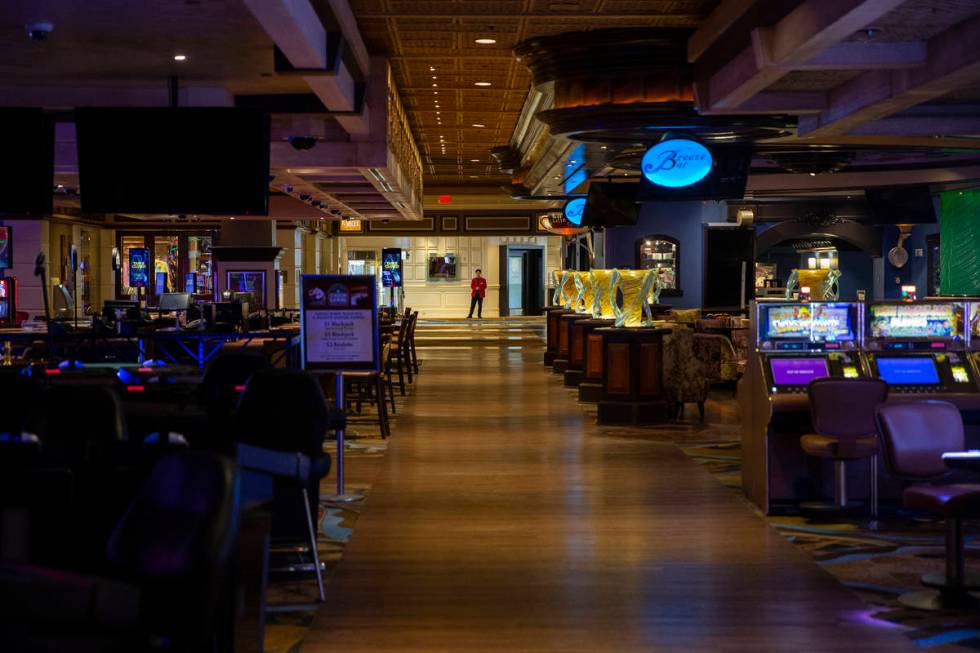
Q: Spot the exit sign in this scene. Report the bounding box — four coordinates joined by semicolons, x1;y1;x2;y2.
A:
438;195;452;205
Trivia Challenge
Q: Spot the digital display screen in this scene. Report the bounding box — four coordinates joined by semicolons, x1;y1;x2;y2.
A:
227;271;266;308
761;303;856;342
129;248;150;288
869;303;961;339
766;305;811;339
876;357;940;385
770;357;829;386
0;226;11;270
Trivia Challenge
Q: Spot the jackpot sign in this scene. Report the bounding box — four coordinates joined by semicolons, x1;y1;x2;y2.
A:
641;139;713;188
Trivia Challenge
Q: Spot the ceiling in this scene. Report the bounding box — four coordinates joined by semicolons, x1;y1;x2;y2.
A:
348;0;720;187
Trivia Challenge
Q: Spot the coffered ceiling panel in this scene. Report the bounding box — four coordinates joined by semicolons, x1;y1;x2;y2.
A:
349;0;716;186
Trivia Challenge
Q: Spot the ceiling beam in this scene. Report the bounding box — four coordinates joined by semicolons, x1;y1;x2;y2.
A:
244;0;370;134
353;12;701;19
850;115;980;136
799;13;980;137
697;90;827;115
701;0;909;110
796;41;926;70
688;0;762;63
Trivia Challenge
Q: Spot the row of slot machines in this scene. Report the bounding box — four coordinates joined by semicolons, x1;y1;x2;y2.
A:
740;298;980;513
756;299;979;395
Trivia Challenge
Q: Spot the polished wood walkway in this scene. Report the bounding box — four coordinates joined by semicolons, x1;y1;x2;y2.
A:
306;341;915;652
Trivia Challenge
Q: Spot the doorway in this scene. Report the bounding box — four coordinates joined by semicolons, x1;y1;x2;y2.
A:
498;246;544;317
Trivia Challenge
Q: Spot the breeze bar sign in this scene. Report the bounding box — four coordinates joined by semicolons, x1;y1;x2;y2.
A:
641;139;713;188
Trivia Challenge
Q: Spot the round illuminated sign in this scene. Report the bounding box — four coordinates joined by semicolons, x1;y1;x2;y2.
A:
563;197;587;225
641;139;713;188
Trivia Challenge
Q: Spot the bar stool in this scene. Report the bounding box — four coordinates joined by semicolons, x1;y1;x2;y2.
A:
800;378;888;515
876;400;980;609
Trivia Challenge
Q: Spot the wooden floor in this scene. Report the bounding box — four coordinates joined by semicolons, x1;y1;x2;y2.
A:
305;339;916;652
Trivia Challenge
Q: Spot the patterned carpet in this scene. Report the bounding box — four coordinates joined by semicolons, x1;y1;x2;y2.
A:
680;435;980;651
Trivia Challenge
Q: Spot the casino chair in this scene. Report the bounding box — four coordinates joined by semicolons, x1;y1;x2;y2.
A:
800;378;888;516
199;350;271;449
0;370;43;436
0;451;240;652
234;368;337;602
876;400;980;609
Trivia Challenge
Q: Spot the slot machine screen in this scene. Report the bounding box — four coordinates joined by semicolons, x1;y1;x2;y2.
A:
810;304;855;342
762;305;811;340
876;357;940;385
869;303;961;340
0;279;9;319
770;357;829;386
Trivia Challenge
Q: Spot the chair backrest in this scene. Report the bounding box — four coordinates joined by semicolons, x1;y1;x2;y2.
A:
0;372;41;434
199;350;271;416
107;451;239;578
234;368;330;457
106;451;239;643
808;378;888;438
876;400;964;479
39;384;127;462
407;311;419;339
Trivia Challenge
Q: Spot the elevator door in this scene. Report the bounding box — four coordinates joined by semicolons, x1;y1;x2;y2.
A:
508;254;524;316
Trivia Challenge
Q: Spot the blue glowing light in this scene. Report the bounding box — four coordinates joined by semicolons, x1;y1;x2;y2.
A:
641;139;713;188
563;197;587;225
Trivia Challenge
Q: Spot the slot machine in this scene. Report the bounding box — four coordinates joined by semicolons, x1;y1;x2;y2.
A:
739;301;865;513
0;277;17;327
863;300;976;397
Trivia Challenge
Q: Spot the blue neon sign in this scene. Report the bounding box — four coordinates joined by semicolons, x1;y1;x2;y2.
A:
564;143;587;194
563;197;586;225
641;139;713;188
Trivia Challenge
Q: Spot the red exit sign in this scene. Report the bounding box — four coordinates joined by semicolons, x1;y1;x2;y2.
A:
438;195;452;205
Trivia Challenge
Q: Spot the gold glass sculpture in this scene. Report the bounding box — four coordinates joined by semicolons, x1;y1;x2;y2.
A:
559;271;577;309
785;269;841;301
590;269;615;319
572;271;595;314
611;269;656;327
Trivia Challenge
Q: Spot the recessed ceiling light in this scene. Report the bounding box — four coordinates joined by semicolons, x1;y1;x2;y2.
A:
470;159;480;162
474;38;497;45
474;82;491;87
432;76;437;79
472;123;485;128
173;54;187;61
432;83;438;87
809;172;816;176
429;66;435;71
600;145;607;150
229;216;236;220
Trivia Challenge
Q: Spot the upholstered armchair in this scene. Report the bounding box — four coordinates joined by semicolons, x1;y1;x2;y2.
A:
662;325;710;421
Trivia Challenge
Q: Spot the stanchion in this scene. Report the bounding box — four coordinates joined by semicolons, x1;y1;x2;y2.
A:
321;371;364;503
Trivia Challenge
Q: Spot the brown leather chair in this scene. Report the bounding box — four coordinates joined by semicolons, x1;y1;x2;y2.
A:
800;378;888;515
876;400;980;609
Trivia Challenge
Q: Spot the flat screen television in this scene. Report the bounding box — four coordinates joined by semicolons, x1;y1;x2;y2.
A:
582;182;640;226
76;107;271;215
636;145;752;202
769;357;829;386
0;109;54;216
0;226;12;270
226;270;265;308
865;186;936;224
876;357;940;384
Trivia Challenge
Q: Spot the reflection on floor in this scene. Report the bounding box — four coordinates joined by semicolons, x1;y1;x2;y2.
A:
265;319;975;652
684;439;980;651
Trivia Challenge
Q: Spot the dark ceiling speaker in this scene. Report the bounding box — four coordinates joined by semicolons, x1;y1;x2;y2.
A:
288;136;317;151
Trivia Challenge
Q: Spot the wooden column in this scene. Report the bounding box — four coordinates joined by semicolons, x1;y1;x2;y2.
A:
564;318;614;387
597;327;671;425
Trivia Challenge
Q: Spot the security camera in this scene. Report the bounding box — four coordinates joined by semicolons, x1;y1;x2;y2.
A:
288;136;317;151
26;22;54;41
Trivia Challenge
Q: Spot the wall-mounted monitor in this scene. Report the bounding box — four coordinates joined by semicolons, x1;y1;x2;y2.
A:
76;107;270;215
582;182;639;226
226;270;266;308
865;186;936;224
0;109;54;216
0;226;12;270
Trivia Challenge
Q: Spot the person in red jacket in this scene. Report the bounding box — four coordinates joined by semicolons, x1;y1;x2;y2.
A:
467;269;487;319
